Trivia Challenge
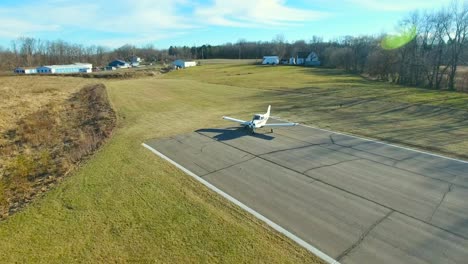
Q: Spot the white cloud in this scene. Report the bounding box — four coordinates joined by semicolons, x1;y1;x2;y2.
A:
0;0;328;46
195;0;328;27
0;17;60;39
90;31;189;48
95;0;198;33
347;0;451;11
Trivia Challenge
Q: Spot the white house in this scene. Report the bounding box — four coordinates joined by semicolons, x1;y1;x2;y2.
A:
262;56;279;65
289;57;296;65
296;52;320;66
131;56;141;67
173;59;196;69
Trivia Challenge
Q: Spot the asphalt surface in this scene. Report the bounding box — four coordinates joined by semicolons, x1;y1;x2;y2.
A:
145;122;468;264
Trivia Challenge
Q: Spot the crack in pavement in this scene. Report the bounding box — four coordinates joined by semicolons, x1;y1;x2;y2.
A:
170;136;186;145
429;183;454;223
336;210;394;261
302;158;363;174
259;143;327;156
329;134;401;162
271;129;334;146
200;156;256;178
326;135;467;189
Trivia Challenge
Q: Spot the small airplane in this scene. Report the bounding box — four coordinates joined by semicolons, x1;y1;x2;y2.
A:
223;105;298;133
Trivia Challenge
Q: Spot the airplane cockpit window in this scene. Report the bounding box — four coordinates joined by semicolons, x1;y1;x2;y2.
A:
253;115;261;120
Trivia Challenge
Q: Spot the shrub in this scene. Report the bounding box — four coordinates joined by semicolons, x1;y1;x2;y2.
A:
10;154;35;180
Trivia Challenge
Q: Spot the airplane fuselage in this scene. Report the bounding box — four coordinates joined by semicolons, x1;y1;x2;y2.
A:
249;113;269;129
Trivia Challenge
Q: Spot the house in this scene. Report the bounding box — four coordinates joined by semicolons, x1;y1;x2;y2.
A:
130;56;141;67
296;52;320;66
14;67;37;74
108;59;130;68
262;56;279;65
172;59;196;69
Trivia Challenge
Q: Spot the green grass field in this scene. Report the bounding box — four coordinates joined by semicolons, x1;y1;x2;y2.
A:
1;61;468;263
166;64;468;159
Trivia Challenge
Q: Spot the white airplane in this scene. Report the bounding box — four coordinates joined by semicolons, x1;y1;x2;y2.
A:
223;105;298;133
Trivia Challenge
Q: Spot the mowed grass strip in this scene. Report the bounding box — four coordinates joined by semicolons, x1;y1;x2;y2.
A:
0;78;323;263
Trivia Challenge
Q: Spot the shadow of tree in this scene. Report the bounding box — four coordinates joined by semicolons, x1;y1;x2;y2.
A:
262;85;468;160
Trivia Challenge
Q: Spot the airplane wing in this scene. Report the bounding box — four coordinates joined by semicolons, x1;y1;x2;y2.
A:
263;122;298;127
223;116;250;126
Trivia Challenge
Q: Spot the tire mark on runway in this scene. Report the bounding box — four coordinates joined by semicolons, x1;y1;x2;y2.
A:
336;210;394;261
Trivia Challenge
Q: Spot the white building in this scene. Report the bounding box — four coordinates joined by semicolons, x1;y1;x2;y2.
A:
296;52;320;66
14;67;37;74
36;63;93;74
173;59;197;69
262;56;279;65
131;56;141;67
289;57;296;65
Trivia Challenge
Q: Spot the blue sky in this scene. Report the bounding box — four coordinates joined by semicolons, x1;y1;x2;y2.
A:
0;0;452;49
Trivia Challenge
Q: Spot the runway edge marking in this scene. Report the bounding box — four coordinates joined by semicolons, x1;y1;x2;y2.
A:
271;117;468;164
142;143;340;264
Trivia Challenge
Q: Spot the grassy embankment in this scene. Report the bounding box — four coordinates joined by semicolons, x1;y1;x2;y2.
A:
1;62;467;263
0;76;115;218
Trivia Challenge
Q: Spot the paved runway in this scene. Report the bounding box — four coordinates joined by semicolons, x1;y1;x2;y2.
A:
145;122;468;263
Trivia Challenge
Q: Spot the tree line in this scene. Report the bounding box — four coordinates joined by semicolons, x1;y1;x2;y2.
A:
168;3;468;91
1;2;467;91
0;40;175;70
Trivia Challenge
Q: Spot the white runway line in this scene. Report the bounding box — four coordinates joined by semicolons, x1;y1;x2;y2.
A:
272;117;468;164
303;124;468;164
142;143;340;264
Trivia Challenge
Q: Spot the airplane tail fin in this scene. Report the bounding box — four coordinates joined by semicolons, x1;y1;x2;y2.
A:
266;105;271;116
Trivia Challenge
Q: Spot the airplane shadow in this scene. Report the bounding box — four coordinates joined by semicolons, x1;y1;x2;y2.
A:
196;127;275;141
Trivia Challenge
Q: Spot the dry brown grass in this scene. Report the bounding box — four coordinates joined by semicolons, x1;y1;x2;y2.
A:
0;76;95;134
0;78;115;218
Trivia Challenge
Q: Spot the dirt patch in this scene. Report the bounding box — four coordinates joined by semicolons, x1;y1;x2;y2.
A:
0;83;116;218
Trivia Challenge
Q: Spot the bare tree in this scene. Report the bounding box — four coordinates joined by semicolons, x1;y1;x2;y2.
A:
444;1;468;90
272;34;287;59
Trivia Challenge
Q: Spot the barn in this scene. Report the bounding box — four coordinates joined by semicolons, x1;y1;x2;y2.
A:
172;59;196;69
36;63;93;74
108;60;130;68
